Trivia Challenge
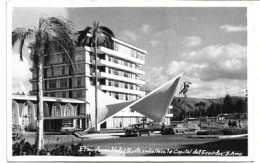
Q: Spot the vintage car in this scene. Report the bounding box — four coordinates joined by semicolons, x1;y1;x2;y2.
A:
161;125;187;135
61;123;75;134
124;124;152;137
147;122;163;132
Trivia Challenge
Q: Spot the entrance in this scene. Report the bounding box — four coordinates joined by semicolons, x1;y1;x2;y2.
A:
101;121;107;128
50;120;62;131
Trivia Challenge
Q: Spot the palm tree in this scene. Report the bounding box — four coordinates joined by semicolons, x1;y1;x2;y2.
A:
179;81;192;118
12;16;78;151
76;21;115;131
195;101;206;129
172;99;185;120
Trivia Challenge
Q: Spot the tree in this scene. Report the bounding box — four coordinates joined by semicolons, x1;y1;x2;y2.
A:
207;102;217;117
223;94;234;113
195;101;206;128
171;98;185;120
179;81;192;118
12;16;78;151
77;21;115;131
235;98;246;113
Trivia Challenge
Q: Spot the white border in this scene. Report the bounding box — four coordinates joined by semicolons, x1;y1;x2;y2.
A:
6;0;257;162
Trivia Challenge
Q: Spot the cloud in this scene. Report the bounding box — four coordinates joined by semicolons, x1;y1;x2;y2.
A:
142;43;247;98
140;24;152;34
141;67;169;90
186;17;197;21
185;78;247;98
149;40;161;47
220;25;247;32
182;36;202;48
184;43;247;81
12;52;32;93
121;30;140;42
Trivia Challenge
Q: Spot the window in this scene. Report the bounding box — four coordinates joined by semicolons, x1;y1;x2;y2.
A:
64;105;70;117
21;104;31;127
60;79;67;88
124;61;128;67
124;72;129;78
114;93;119;99
130;85;134;90
114;82;119;87
125;84;128;89
113;58;118;64
62;92;67;98
62;55;66;63
50;92;56;97
108;80;112;86
61;66;66;75
114;70;119;75
49;80;56;89
52;105;58;117
77;77;82;87
32;72;37;79
108;68;112;74
77;91;83;98
114;43;118;51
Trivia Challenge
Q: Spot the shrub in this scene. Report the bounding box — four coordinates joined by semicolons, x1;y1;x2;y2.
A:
12;139;101;156
197;130;223;135
197;127;248;135
221;128;247;135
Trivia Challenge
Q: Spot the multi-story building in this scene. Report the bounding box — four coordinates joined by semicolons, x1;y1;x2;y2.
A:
29;35;149;129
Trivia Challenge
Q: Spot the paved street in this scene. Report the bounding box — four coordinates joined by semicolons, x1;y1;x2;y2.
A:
20;132;247;156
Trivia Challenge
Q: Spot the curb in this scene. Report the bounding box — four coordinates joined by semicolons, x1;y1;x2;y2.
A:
74;132;124;139
187;134;248;139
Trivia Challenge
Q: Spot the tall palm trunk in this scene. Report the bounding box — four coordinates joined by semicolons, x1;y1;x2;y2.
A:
199;107;202;129
94;40;98;131
35;55;44;151
184;97;187;119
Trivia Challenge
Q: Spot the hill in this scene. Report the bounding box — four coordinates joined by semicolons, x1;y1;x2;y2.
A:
172;96;246;112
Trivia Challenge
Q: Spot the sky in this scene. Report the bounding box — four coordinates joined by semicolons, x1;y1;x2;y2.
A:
12;7;247;98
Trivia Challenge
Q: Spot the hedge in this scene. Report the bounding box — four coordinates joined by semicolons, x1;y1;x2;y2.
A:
197;128;247;135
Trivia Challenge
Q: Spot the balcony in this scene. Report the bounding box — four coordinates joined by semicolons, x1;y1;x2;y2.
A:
96;46;145;65
92;59;145;75
99;85;146;96
92;72;145;85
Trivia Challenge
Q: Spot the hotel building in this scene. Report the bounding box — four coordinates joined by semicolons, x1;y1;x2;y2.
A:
28;35;151;130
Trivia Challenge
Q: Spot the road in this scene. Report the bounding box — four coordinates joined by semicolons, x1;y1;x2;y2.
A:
31;133;247;156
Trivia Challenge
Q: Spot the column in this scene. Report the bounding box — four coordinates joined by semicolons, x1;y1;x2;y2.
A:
79;119;82;129
73;119;77;129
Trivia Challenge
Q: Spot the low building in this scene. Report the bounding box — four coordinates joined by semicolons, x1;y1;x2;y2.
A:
12;94;88;132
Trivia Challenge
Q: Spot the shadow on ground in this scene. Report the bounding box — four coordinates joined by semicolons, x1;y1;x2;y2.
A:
145;138;248;156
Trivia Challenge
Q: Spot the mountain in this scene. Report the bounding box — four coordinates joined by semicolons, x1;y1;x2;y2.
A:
171;96;246;112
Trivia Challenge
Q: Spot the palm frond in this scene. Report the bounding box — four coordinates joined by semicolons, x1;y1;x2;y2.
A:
51;37;77;72
98;26;115;37
76;27;92;46
12;28;35;61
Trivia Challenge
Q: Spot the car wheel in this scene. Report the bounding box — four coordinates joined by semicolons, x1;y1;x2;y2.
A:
65;130;70;135
148;131;151;136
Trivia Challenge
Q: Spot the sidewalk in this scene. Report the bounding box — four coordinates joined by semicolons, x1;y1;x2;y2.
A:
187;134;248;138
74;132;125;139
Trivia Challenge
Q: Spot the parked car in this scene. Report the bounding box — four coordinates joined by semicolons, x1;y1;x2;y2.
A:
161;124;188;135
61;123;75;134
147;122;163;132
124;124;152;137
